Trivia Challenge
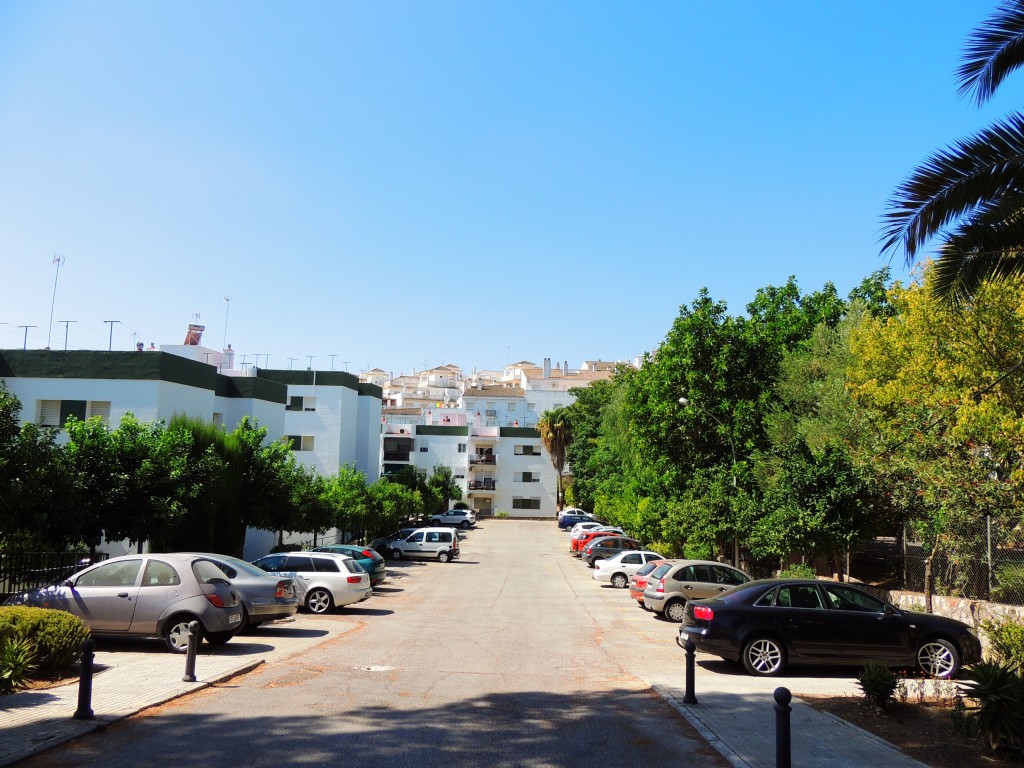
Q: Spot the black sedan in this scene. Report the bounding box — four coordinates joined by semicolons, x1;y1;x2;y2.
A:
678;578;981;678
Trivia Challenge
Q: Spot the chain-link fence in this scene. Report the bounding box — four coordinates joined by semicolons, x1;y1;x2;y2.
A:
850;517;1024;606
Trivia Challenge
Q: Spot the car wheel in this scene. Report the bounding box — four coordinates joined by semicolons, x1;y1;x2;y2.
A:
665;600;687;623
742;637;786;676
588;557;602;568
205;631;234;646
917;638;961;678
306;588;333;614
438;550;451;563
163;615;201;653
390;548;402;560
461;520;470;529
237;606;251;633
611;573;629;589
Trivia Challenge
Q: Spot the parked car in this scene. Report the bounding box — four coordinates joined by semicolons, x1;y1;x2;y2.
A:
311;544;387;586
179;552;298;631
582;536;643;567
592;551;667;588
3;553;243;652
629;560;673;605
569;521;604;535
389;528;460;562
430;509;476;529
251;552;372;614
370;527;420;556
643;560;751;622
570;528;624;556
558;513;596;530
678;578;983;678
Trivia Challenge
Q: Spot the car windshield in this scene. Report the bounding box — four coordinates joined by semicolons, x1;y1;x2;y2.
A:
215;557;268;578
192;559;231;584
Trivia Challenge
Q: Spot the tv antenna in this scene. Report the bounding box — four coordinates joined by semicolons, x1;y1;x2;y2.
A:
47;254;65;349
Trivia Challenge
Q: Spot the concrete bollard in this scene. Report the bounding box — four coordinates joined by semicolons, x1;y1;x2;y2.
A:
182;621;200;682
683;638;698;705
774;686;792;768
73;638;96;720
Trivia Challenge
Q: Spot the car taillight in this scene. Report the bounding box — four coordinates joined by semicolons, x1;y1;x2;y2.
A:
656;578;665;593
347;575;362;584
361;549;374;558
275;581;291;598
693;605;714;621
205;594;226;608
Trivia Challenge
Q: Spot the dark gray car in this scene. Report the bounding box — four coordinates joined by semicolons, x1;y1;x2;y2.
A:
180;552;299;631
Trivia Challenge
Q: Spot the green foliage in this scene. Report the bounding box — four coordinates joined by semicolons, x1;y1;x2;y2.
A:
495;511;510;519
856;661;899;709
992;564;1024;606
0;636;36;694
982;618;1024;671
0;606;90;673
778;563;817;579
958;660;1024;754
427;465;462;516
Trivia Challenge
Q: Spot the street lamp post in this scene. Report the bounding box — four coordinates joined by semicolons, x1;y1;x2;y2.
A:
679;396;740;567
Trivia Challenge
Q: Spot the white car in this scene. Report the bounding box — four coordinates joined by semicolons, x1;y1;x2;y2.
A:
592;550;667;589
251;551;372;614
570;521;606;535
430;508;476;529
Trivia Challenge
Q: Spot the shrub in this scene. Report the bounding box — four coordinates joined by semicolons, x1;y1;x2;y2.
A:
778;563;817;579
857;661;898;710
982;618;1024;671
992;564;1024;606
0;607;90;673
494;511;510;519
0;637;37;694
958;660;1024;754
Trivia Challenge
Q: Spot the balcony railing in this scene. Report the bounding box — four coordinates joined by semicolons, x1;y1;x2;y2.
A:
469;454;496;465
467;480;497;491
383;451;411;462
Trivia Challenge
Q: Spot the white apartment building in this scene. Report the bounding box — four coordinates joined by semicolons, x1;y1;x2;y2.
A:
0;347;383;557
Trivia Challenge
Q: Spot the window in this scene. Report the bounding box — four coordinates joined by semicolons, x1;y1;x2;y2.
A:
287;435;315;451
77;560;142;588
212;412;223;426
39;399;105;427
457;443;466;453
516;472;540;483
512;497;541;510
420;446;428;452
282;555;315;572
776;585;824;610
408;532;424;542
89;401;111;423
142;560;181;587
507;402;516;411
823;584;885;613
621;553;641;565
287;396;316;412
514;444;540;456
313;557;340;573
712;565;749;585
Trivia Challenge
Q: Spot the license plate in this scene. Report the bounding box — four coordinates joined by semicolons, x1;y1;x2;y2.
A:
228;613;241;624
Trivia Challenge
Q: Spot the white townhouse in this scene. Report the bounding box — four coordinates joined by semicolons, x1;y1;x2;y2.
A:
0;347;383;557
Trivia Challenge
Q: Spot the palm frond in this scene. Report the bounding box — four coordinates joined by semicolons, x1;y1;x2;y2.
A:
880;112;1024;259
957;1;1024;106
930;201;1024;305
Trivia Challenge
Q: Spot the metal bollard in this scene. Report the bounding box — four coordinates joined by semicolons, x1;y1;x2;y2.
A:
182;621;200;682
774;686;792;768
683;638;698;705
73;638;96;720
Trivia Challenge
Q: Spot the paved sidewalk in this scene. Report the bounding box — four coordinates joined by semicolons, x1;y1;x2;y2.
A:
0;617;337;767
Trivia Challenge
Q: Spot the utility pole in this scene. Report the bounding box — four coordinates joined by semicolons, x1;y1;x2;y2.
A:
103;320;120;351
58;321;77;351
18;325;36;349
47;254;65;349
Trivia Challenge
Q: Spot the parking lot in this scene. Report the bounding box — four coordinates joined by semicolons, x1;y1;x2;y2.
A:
9;520;894;768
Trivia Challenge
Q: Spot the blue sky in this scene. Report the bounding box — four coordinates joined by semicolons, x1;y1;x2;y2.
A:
0;2;1015;376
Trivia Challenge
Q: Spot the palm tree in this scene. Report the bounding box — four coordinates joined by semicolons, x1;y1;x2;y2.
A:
537;408;571;509
882;1;1024;305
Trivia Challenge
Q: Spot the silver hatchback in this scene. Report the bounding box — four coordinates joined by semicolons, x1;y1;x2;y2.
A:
643;560;751;622
6;553;243;651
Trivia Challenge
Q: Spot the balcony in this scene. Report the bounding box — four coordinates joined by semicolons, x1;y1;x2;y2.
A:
467;480;497;491
383;451;411;462
469;454;496;465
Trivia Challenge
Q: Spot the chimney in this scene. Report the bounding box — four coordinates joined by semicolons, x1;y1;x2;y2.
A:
223;344;235;370
543;357;551;378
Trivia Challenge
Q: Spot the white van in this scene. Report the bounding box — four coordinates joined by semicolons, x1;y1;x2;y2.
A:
389;528;461;562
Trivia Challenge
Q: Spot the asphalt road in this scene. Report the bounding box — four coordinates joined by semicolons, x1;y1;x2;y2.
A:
23;521;727;768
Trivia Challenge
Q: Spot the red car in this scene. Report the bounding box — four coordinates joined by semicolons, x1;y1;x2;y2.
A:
570;528;623;556
629;559;672;605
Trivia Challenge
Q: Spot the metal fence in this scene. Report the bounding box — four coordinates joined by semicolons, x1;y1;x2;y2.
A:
850;516;1024;606
0;552;107;599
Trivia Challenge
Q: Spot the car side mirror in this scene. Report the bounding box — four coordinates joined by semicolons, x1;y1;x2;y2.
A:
63;579;75;587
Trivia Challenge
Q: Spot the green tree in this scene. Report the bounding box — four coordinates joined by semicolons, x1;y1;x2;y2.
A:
427;465;461;515
882;3;1024;305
